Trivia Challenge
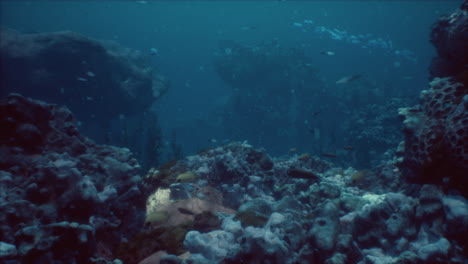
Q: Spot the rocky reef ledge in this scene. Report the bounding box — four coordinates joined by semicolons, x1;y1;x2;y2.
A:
0;94;146;264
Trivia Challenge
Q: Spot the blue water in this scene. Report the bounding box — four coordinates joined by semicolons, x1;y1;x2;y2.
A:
0;0;462;164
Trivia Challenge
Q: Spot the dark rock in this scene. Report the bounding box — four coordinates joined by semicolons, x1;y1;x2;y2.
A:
160;254;182;264
0;28;169;124
429;1;468;82
15;222;94;262
335;234;363;264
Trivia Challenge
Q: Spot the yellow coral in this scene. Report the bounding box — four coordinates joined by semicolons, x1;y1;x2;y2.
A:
146;188;171;215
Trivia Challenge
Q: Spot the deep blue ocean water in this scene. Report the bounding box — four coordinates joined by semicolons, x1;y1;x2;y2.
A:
0;0;463;166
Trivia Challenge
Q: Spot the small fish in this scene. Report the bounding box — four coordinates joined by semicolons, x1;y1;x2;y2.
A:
289;148;297;152
303;20;314;24
209;138;218;143
77;77;88;82
322;153;337;158
293;22;303;27
240;25;256;31
335;74;362;84
321;51;335;56
178;207;194;215
86;71;95;77
150;48;158;55
287;168;319;180
343;145;354;151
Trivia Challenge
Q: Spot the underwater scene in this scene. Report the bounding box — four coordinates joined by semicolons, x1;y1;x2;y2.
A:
0;0;467;263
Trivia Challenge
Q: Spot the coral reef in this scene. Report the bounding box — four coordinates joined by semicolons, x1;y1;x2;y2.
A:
140;141;467;264
398;77;467;191
397;1;468;194
0;94;146;263
1;93;467;263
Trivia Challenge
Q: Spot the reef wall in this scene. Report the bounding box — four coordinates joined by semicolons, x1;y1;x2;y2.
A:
398;1;468;194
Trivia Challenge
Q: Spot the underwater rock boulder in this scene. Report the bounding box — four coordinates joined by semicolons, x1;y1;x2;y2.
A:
429;0;468;81
0;94;146;263
397;77;467;191
0;28;169;123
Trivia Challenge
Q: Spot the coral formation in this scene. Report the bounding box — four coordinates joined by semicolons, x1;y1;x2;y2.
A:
0;94;146;263
139;141;466;264
398;77;467;191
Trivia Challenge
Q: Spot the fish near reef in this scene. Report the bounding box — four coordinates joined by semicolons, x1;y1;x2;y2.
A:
287;168;320;181
336;74;362;84
321;51;335;56
322;153;337;158
176;171;197;183
178;207;195;215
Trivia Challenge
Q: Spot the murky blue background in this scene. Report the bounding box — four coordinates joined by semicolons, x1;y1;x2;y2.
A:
0;1;462;161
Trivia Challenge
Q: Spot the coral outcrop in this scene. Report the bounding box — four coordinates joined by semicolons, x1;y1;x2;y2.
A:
397;2;468;195
397;1;467;194
0;94;146;263
398;78;467;184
